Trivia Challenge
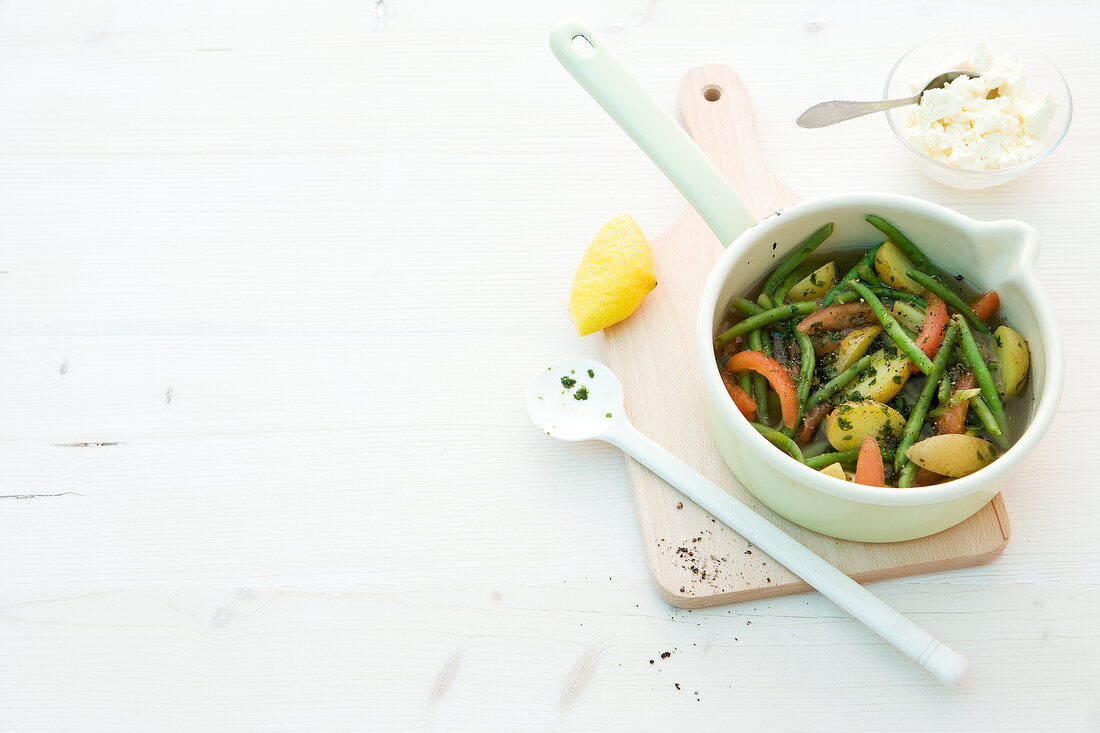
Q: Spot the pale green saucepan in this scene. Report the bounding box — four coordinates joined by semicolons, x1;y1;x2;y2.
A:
549;19;1063;542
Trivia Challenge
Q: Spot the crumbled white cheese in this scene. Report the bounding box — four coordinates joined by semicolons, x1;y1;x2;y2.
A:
898;45;1055;171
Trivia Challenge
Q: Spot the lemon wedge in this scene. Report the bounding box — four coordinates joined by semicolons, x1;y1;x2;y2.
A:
569;214;657;336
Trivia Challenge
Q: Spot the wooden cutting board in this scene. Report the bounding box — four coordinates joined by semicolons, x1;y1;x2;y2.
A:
606;65;1010;609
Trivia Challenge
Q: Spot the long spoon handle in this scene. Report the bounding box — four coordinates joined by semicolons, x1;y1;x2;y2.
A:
549;18;755;246
796;96;920;128
608;422;968;686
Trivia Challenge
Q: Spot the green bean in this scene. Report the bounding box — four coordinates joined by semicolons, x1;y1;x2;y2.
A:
937;375;952;406
856;263;881;287
762;222;834;297
823;244;883;305
714;302;817;347
733;298;764;316
905;270;988;334
773;268;803;305
739;294;774;387
806;353;874;411
835;287;927;310
804;447;895;470
896;461;918;488
803;450;859;470
894;321;959;471
755;293;775;362
865;214;944;279
971;395;1010;449
751;422;805;462
760;330;773;359
847;280;935;374
782;329;816;438
747;328;769;417
728;299;765;397
955;315;1008;434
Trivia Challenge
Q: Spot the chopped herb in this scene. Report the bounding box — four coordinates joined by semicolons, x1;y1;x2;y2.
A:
574;386;589;401
837;416;853;431
560;376;576;388
587;369;595;378
605;413;612;418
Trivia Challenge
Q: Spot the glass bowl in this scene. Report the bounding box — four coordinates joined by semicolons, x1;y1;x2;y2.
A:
884;35;1072;189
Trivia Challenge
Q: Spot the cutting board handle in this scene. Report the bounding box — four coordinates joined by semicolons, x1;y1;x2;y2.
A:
549;19;756;245
677;65;801;221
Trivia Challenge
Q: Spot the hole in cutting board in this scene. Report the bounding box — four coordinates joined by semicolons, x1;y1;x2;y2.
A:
703;85;723;102
571;34;595;56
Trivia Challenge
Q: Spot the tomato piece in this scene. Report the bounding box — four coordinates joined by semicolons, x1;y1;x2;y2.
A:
910;293;948;374
853;434;885;486
797;303;875;334
720;371;757;422
722;350;799;429
934;372;976;435
794;402;832;445
969;290;1000;323
915;294;948;359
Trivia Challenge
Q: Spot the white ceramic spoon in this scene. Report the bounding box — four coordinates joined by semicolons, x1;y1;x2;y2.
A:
527;357;968;686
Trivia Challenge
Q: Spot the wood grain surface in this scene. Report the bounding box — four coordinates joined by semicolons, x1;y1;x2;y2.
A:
1;2;1097;731
604;65;1010;608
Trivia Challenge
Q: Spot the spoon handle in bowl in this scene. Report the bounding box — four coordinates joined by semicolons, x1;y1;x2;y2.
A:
796;96;920;128
608;423;968;686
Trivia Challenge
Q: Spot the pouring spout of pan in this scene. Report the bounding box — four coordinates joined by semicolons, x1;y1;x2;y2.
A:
973;219;1041;285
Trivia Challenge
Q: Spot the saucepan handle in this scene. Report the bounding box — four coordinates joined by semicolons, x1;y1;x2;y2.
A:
549;19;756;246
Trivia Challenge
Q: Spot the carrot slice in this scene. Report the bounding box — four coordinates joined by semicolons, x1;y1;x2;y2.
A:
722;350;799;429
935;372;976;435
853;434;884;487
915;294;948;360
720;371;757;422
969;290;1000;323
797;303;875;334
910;293;949;374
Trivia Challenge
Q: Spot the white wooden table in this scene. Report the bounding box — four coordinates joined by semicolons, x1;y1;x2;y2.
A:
1;2;1097;730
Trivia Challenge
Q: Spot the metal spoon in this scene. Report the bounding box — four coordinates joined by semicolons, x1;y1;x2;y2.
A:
526;357;968;685
796;70;979;128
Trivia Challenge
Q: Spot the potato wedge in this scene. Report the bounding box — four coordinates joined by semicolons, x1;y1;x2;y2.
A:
993;325;1030;397
825;400;907;451
789;262;837;302
874;241;923;295
831;325;882;375
890;302;924;332
818;462;847;481
843;346;912;403
905;434;998;478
